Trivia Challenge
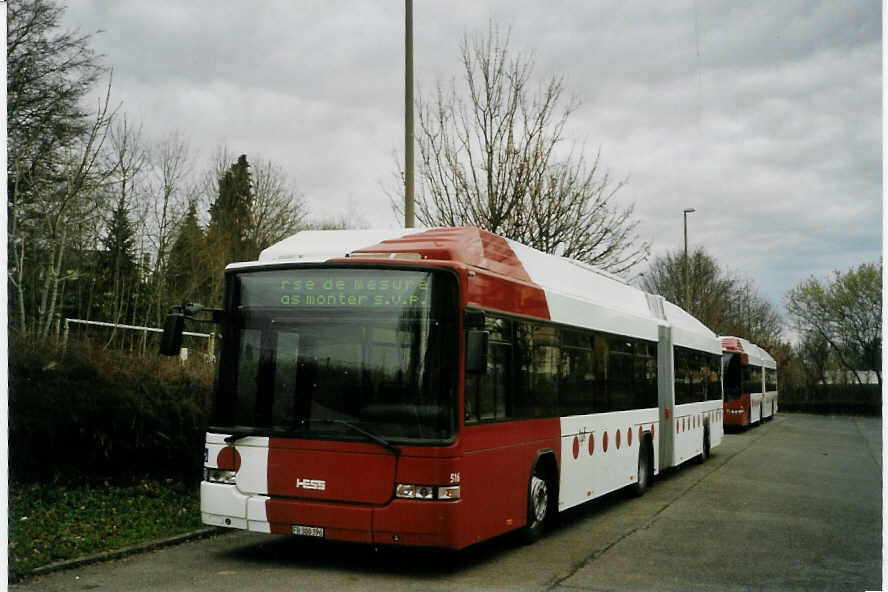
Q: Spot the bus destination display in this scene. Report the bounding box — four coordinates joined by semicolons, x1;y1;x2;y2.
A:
238;270;433;309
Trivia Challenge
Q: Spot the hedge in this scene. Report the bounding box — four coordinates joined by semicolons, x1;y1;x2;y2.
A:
778;383;881;416
9;339;213;484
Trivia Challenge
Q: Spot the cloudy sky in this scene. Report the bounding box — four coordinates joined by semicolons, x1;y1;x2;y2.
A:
63;1;881;328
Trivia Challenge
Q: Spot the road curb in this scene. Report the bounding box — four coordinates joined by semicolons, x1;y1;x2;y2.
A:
28;527;228;579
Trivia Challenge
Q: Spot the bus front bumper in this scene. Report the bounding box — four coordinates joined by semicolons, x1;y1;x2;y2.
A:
723;400;749;426
201;481;465;548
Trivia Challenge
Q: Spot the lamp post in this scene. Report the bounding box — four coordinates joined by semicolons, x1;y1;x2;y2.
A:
683;208;696;310
404;0;415;228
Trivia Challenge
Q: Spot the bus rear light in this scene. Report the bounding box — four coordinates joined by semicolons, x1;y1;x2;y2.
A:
395;483;459;501
204;468;236;484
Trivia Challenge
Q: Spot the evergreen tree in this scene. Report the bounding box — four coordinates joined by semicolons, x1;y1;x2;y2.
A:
97;195;139;322
208;154;254;262
205;154;255;304
166;200;207;307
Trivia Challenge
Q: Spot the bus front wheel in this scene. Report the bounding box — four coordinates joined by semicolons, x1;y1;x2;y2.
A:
521;470;550;544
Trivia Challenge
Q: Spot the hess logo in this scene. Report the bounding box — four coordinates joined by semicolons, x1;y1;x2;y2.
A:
296;478;326;491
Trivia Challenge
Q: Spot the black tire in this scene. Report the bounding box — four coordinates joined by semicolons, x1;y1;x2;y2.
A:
699;425;711;463
630;441;652;497
521;469;550;544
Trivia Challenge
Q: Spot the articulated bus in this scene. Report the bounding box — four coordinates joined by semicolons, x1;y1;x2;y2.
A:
720;336;778;428
162;227;724;549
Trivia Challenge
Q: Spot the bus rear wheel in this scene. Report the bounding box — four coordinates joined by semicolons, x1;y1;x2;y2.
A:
698;425;710;463
630;442;651;497
521;471;550;544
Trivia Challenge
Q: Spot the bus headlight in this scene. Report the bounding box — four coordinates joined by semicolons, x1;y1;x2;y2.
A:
204;468;236;484
395;483;416;498
395;483;459;501
437;485;460;500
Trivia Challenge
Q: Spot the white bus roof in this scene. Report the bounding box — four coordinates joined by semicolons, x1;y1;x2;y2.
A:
720;335;775;368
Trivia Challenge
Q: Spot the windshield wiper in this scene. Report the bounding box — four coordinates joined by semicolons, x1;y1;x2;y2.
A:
301;418;402;456
222;421;402;456
223;427;281;444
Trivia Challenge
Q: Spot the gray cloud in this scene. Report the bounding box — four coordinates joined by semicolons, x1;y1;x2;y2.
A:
63;1;881;331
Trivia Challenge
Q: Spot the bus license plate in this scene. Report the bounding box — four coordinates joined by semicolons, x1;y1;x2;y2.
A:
292;525;325;538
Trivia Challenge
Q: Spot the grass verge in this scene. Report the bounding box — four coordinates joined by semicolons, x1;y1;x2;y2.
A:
9;478;202;582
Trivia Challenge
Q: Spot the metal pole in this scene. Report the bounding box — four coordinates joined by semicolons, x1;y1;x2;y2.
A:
404;0;415;228
683;208;695;310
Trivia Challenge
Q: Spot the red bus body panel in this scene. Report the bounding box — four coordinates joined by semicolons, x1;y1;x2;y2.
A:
723;393;751;427
256;417;560;549
721;337;751;427
266;439;396;504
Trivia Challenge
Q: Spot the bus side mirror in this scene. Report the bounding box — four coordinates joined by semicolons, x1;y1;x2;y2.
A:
464;308;485;329
159;314;185;356
466;330;488;374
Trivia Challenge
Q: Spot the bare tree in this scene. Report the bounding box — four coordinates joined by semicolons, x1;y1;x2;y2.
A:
641;247;783;348
7;0;107;336
32;78;118;339
391;22;649;273
102;117;148;337
141;132;192;324
248;159;309;251
7;0;103;184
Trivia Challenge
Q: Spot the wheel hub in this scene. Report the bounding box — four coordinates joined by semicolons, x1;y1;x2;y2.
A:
531;476;548;523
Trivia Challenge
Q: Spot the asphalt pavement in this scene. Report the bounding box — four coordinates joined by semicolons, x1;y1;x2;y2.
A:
12;413;882;592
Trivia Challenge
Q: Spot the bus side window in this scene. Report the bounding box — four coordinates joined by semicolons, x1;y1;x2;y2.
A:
707;353;722;400
559;330;596;415
691;351;706;402
674;347;691;405
513;321;534;417
592;334;610;412
607;336;634;411
634;340;658;409
529;325;559;417
466;316;512;423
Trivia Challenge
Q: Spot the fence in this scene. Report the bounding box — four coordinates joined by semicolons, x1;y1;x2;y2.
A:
62;318;214;359
779;383;881;415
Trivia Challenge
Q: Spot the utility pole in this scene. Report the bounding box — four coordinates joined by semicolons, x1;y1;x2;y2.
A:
683;208;696;311
404;0;415;228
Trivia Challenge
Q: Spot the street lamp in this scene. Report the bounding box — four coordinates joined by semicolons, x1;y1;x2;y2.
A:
683;208;696;310
404;0;415;228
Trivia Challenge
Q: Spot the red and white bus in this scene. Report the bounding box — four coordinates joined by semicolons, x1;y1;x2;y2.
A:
720;336;778;428
165;227;724;549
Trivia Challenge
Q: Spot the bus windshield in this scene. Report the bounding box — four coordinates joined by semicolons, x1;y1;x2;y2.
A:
722;352;742;401
211;267;459;444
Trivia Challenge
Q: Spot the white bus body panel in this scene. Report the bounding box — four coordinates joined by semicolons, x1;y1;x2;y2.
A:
559;409;659;511
202;433;272;533
673;401;724;464
759;346;777;419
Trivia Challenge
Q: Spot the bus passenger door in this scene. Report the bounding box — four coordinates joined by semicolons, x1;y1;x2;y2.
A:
657;324;675;472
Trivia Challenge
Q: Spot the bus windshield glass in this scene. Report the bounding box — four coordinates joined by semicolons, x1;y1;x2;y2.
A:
722;353;742;400
212;267;459;444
